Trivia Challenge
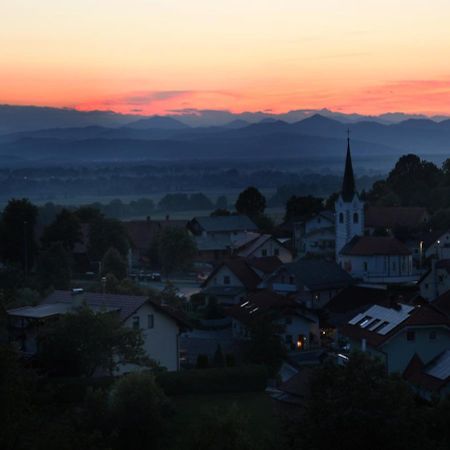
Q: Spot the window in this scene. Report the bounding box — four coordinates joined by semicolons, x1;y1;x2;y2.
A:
132;316;140;330
429;330;437;340
353;213;359;224
223;275;230;285
261;249;268;256
339;213;344;224
363;261;368;272
147;314;154;329
406;330;415;341
274;248;280;256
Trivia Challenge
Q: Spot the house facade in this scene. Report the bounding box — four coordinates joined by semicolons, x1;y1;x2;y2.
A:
7;289;188;372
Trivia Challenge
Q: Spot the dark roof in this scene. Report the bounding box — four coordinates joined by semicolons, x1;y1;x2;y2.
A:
416;230;448;251
124;219;187;251
41;290;189;327
247;256;283;274
340;235;411;256
433;289;450;317
403;352;450;392
341;137;356;202
191;215;258;233
340;303;450;348
280;259;354;291
365;206;429;230
226;290;311;326
202;258;262;290
278;368;313;398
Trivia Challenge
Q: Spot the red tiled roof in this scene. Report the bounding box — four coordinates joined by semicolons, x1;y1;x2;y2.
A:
403;353;449;392
365;206;429;229
340;236;411;256
432;289;450;318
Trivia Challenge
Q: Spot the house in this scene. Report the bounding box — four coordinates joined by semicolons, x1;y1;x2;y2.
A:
403;351;450;400
339;235;416;283
294;211;335;257
188;215;258;239
124;218;188;268
7;289;189;372
419;259;450;302
325;284;419;328
261;259;354;309
416;230;450;261
200;257;283;305
338;302;450;375
235;233;293;263
227;290;320;350
365;206;429;235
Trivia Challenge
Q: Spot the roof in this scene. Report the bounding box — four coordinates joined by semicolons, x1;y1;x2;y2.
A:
246;256;283;274
340;235;411;256
277;259;354;291
125;219;187;251
433;289;450;317
226;290;314;326
191;215;258;233
341;137;356;202
340;303;450;348
237;234;289;258
416;230;449;251
195;231;259;252
403;351;450;392
365;206;429;230
39;290;189;327
202;258;262;291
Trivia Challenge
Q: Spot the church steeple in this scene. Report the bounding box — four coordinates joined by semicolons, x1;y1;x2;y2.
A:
341;130;356;202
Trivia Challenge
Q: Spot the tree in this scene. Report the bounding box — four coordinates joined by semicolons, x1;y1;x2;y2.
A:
215;195;228;210
210;208;231;217
0;198;38;272
284;195;323;222
288;352;426;450
38;305;147;376
88;217;129;261
101;247;127;280
152;227;196;276
235;187;266;217
189;193;214;210
213;344;225;367
247;317;286;376
41;208;82;251
37;242;72;290
75;205;104;224
109;372;172;449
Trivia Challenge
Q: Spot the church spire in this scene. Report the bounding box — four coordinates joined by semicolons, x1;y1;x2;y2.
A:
341;129;356;202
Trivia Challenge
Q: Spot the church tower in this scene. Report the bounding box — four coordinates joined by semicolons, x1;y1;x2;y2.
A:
335;133;364;261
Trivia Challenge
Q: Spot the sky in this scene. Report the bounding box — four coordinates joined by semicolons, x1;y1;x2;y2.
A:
2;0;450;116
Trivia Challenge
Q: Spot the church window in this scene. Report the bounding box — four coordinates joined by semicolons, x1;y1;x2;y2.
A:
339;213;344;223
353;213;359;224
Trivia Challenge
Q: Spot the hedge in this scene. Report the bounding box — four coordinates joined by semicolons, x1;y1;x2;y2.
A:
156;364;268;395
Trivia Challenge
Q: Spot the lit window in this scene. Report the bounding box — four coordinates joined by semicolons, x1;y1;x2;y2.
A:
148;314;154;329
132;316;140;330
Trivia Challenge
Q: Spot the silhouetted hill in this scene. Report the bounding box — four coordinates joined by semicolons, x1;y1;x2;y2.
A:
126;116;189;129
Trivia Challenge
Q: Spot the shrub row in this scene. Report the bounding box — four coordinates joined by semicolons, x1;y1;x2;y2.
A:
156;364;268;395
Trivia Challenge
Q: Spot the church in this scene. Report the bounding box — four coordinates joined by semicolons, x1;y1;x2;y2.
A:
335;135;416;283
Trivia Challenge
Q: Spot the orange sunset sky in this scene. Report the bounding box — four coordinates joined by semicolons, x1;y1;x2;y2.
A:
2;0;450;116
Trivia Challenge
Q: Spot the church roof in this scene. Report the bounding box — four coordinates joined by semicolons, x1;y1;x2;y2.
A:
341;135;357;202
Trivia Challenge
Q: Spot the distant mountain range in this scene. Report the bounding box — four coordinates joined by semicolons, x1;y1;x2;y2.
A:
1;105;450;168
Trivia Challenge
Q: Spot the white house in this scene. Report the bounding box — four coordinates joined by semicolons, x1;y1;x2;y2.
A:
235;233;293;263
295;211;335;257
7;289;189;372
339;235;416;283
419;259;450;302
335;136;364;260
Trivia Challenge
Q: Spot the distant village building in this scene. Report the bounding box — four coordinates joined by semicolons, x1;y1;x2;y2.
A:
339;235;414;283
7;289;189;372
261;259;353;309
338;302;450;376
187;215;258;239
419;259;450;302
227;290;320;351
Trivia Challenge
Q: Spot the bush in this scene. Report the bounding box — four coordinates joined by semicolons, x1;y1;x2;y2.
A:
156;365;268;395
196;354;209;369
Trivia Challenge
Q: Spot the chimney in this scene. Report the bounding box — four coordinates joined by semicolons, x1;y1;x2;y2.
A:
71;288;85;309
361;338;367;352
